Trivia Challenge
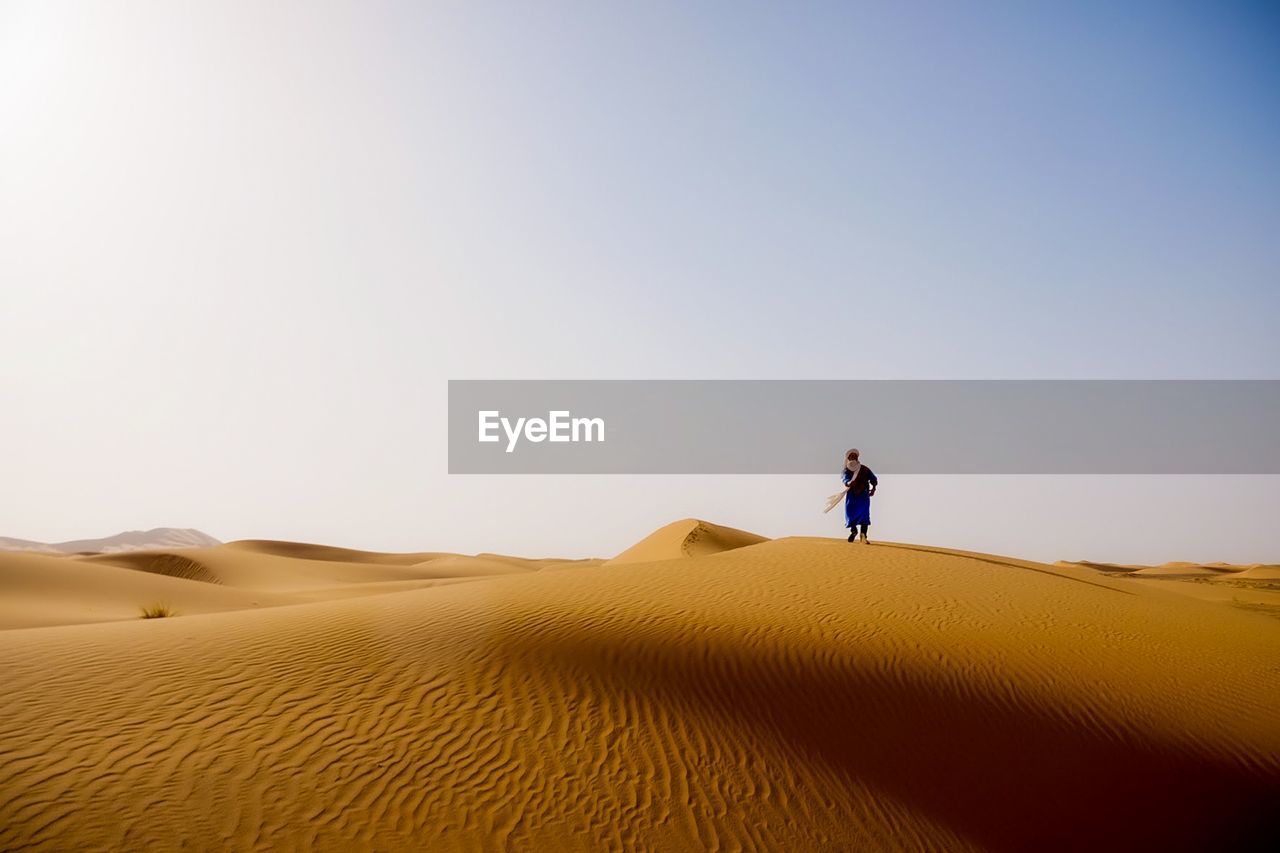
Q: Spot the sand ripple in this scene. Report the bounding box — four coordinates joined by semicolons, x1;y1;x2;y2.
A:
1;533;1277;850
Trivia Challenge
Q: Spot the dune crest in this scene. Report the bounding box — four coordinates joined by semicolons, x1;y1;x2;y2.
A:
1234;564;1280;580
84;551;224;585
223;539;444;565
607;518;768;564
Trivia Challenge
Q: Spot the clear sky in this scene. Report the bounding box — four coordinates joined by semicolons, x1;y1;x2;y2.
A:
2;1;1277;562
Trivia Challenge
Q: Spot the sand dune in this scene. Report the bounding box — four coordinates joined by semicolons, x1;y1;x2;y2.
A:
1060;559;1271;577
406;554;602;577
1063;558;1280;615
1234;564;1280;580
607;517;768;564
0;541;580;630
1;525;1277;850
223;539;446;565
1131;563;1240;577
0;550;292;629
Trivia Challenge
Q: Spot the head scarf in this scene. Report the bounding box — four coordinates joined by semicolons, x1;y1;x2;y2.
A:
845;449;861;480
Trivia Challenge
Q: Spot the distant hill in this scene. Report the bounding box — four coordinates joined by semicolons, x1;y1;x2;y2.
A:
0;528;221;555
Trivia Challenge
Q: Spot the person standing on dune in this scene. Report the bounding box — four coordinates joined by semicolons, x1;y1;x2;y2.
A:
842;449;877;543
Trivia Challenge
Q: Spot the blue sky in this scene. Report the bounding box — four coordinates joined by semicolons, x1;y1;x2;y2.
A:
1;1;1277;560
381;0;1280;379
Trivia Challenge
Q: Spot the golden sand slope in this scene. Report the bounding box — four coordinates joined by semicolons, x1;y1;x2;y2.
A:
1236;564;1280;579
1;529;1278;851
0;550;294;629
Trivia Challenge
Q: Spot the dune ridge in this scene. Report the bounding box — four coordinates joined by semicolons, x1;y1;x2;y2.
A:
1;523;1277;850
1059;559;1280;577
1061;558;1280;615
84;551;225;585
223;539;446;565
1234;564;1280;580
0;541;585;630
606;517;768;564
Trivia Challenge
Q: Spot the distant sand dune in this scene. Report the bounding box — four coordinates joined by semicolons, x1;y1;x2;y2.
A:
223;539;446;565
0;541;579;629
1131;564;1239;577
1057;559;1142;573
1;524;1276;850
1234;564;1280;580
1059;559;1266;577
1063;559;1280;615
0;550;291;629
606;517;768;564
407;554;601;577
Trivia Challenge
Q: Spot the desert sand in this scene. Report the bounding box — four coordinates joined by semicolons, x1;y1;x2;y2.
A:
1058;558;1280;616
1;522;1277;851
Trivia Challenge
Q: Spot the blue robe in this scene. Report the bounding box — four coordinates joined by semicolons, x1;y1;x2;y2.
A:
843;466;877;528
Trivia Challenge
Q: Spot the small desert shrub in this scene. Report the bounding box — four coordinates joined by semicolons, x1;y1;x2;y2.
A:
139;603;176;619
